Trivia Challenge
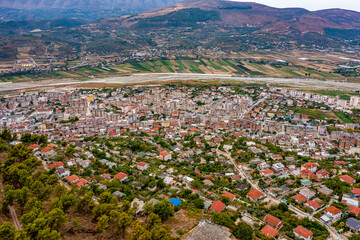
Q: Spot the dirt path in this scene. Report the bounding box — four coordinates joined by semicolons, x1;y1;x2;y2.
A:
9;206;22;230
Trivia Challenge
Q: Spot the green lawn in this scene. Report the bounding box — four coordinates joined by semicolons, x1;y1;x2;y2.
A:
334;112;354;123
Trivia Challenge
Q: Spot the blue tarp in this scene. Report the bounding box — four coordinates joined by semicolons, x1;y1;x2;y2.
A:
169;198;182;207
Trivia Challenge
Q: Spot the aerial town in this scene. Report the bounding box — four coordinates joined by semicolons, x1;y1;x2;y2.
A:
0;83;359;239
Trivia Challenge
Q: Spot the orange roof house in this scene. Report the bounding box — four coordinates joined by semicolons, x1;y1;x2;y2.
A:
294;226;313;240
76;178;89;188
261;225;279;238
246;189;265;201
48;161;64;169
209;200;226;213
222;191;236;201
40;146;54;152
114;172;128;181
339;175;356;185
65;175;79;183
27;144;41;150
292;194;307;203
264;214;283;229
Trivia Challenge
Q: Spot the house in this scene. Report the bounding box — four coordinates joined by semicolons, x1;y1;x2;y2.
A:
354;187;360;196
114;172;128;182
349;205;360;216
271;163;285;172
301;162;317;173
246;189;265;202
113;191;126;198
55;168;70;178
222;191;236;201
299;187;316;199
339;175;356;185
304;200;320;211
318;186;333;197
40;146;56;157
261;225;279;238
76;178;89;188
185;220;232;240
137;162;149;171
292;194;307;203
301;169;316;180
203;179;214;186
236;183;248;191
324;206;342;222
27;144;41;151
293;226;313;240
261;169;274;177
316;169;329;179
48;161;64;169
159;151;172;161
264;214;283;229
210;200;226;213
346;218;360;232
258;162;270;170
65;174;79;184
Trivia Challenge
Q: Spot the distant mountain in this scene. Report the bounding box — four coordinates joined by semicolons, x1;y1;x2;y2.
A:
0;0;183;11
2;0;360;61
0;0;183;22
109;0;360;34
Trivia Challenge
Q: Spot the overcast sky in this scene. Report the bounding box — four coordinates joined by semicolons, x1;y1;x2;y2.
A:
230;0;360;12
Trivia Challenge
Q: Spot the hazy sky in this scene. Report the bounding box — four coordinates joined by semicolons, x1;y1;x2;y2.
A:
230;0;360;12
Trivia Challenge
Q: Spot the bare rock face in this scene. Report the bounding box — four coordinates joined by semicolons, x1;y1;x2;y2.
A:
0;0;183;11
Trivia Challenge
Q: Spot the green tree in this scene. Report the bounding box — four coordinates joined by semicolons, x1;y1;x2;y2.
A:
212;212;234;228
1;129;12;142
37;228;61;240
99;192;114;204
15;187;30;214
96;215;109;239
278;202;289;212
117;212;132;237
47;208;68;230
192;198;204;209
153;201;174;221
232;222;253;240
146;213;161;230
0;222;16;240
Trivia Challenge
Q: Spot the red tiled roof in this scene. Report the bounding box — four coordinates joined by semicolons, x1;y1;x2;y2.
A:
294;226;313;239
210;200;226;213
325;206;342;215
264;214;282;229
292;194;307;203
76;178;89;188
339;175;356;184
138;162;148;167
40;146;54;153
222;191;236;201
114;172;128;180
262;169;274;175
48;161;64;169
247;189;264;200
27;144;40;150
353;187;360;195
65;175;79;183
350;205;360;216
305;200;320;210
261;225;279;238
